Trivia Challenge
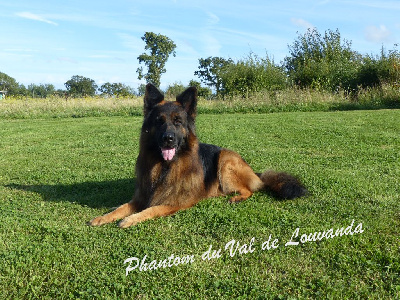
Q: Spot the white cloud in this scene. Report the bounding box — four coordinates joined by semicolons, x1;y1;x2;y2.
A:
88;54;112;59
291;18;315;30
175;39;198;57
353;0;400;10
206;12;220;26
0;51;33;58
117;33;143;52
365;25;392;42
16;12;58;26
57;57;78;64
318;0;331;5
202;33;222;56
3;48;37;53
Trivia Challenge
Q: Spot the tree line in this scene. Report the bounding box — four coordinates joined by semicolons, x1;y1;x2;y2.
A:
0;73;139;98
1;29;399;99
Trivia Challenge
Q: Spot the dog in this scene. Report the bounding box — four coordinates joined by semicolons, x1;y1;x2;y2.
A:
88;83;307;228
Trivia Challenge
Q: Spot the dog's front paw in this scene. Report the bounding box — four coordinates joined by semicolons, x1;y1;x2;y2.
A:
118;216;138;228
88;216;108;226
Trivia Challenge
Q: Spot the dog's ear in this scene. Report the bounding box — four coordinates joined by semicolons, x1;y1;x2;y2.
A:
144;83;164;116
176;87;197;118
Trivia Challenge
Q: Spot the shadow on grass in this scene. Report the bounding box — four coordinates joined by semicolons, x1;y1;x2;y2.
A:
6;178;136;209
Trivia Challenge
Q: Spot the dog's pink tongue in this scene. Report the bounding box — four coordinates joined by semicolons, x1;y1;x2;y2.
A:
161;148;176;161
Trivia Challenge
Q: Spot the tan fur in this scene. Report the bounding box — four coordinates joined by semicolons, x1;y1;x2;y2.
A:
89;202;138;226
217;149;264;202
118;205;183;228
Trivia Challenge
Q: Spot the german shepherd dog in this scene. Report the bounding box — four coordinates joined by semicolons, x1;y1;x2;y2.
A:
89;83;307;228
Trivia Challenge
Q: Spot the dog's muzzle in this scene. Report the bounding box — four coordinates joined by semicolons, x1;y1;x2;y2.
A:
161;132;176;161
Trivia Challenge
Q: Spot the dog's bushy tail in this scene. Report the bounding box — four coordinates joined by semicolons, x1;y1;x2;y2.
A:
258;170;307;200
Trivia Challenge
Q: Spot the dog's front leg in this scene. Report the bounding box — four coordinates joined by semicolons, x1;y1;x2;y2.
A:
118;205;182;228
88;200;138;226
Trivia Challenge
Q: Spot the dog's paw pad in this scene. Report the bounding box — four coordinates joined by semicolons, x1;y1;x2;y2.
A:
118;218;137;228
88;216;106;226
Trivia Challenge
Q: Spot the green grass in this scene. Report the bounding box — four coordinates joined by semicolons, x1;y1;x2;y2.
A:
0;110;399;298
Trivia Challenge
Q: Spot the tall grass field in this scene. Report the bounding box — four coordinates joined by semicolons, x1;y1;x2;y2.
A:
0;101;399;297
1;84;399;119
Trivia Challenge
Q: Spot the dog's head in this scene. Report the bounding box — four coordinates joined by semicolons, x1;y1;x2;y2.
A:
141;83;198;162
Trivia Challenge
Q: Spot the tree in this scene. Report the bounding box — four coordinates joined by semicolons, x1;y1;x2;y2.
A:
65;75;98;97
194;57;233;95
99;82;135;97
136;84;147;96
0;72;19;95
165;82;186;98
98;82;114;97
27;84;55;98
112;83;135;97
16;84;28;97
136;32;177;87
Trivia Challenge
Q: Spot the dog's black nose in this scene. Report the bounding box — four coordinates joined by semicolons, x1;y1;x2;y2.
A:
163;132;175;144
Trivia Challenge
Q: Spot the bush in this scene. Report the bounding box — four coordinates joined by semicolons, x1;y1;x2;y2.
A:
165;81;213;99
219;52;287;98
387;47;400;86
189;80;213;99
284;29;400;96
165;82;186;98
358;47;400;88
284;28;361;93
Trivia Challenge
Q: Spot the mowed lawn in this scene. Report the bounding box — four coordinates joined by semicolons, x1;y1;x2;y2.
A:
0;110;399;299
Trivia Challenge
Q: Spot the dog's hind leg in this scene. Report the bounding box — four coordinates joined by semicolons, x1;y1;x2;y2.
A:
88;200;138;226
117;205;182;228
218;150;264;203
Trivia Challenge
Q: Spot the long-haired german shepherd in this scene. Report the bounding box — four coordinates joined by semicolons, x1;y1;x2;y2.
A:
89;83;307;228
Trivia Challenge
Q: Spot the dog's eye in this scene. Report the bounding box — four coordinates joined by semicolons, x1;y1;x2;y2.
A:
156;116;165;125
174;117;182;126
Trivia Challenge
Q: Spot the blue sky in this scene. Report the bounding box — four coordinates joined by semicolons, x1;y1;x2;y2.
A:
1;0;399;90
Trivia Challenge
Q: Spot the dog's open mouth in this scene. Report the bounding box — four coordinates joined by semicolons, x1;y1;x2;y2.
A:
161;147;176;161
